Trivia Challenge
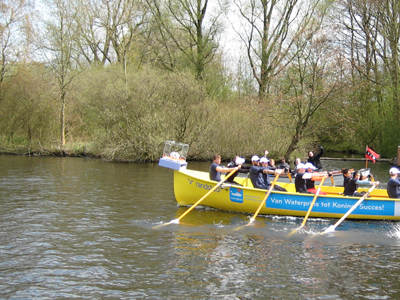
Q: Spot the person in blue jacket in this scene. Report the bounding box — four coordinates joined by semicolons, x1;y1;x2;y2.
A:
249;155;281;189
387;167;400;198
209;154;239;182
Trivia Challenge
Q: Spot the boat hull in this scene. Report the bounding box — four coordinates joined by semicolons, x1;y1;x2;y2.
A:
174;169;400;220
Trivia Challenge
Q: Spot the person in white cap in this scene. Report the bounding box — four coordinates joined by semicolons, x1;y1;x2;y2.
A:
249;155;281;189
224;156;250;186
294;163;311;193
387;167;400;198
304;163;327;195
260;157;287;191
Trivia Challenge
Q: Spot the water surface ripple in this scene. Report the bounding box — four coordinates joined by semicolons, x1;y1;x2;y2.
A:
1;156;400;299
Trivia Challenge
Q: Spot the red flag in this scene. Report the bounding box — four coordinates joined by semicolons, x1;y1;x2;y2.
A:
365;147;380;163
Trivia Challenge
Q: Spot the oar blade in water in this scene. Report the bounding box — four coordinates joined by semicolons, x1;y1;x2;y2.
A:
324;225;336;233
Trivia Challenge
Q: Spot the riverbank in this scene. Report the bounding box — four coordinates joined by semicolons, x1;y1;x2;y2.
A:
321;157;391;162
0;149;101;159
0;148;394;164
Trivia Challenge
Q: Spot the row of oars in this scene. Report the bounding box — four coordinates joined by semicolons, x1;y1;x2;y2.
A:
154;169;377;234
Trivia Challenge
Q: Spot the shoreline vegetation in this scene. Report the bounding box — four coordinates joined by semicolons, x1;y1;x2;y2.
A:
2;0;400;171
0;147;392;164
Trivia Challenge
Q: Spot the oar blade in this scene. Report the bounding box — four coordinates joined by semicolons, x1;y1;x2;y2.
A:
245;218;256;226
152;222;172;229
324;225;335;233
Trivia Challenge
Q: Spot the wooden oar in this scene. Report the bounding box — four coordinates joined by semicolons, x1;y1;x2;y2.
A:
330;174;335;186
328;168;355;187
287;172;293;183
154;169;237;228
246;172;281;225
288;175;327;236
329;168;354;175
323;184;377;233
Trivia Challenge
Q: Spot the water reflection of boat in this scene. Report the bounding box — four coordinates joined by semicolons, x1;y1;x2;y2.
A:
172;169;399;221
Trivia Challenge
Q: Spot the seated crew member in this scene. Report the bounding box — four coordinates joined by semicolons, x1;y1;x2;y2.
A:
387;167;400;198
277;157;291;173
209;154;239;182
343;170;379;197
225;156;250;186
304;163;327;195
292;158;302;176
341;168;352;188
295;163;312;193
260;157;287;191
249;155;282;189
268;158;277;170
307;145;324;171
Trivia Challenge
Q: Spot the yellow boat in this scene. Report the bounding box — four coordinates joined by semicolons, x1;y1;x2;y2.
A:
172;168;400;221
159;141;399;221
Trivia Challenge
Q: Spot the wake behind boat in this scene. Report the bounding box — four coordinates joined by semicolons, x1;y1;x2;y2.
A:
159;141;400;221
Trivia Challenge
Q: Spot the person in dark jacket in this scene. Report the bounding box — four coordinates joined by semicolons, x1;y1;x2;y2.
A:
341;168;352;188
249;155;280;189
294;163;312;193
277;157;291;173
304;163;327;195
260;157;287;192
343;170;379;197
224;156;250;186
387;167;400;198
307;145;324;171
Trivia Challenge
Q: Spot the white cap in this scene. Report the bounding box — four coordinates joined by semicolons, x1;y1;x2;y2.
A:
297;163;306;170
390;167;400;175
251;155;260;161
235;157;246;165
304;163;316;170
260;157;269;163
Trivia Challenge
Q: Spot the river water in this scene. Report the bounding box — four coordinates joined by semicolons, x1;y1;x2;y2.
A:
2;155;400;299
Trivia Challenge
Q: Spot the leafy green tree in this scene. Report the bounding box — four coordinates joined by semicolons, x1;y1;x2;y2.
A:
0;63;57;151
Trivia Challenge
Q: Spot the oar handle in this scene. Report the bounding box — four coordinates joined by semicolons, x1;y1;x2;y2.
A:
248;172;281;223
175;169;237;222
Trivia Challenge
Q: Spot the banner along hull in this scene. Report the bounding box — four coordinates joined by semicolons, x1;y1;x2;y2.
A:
174;169;400;220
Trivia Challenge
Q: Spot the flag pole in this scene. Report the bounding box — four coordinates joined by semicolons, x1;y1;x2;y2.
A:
365;145;368;169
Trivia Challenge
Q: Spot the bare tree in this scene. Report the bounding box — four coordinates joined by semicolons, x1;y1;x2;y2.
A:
73;0;150;72
270;27;346;159
36;0;83;150
233;0;321;98
0;0;33;100
145;0;227;80
377;0;400;123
